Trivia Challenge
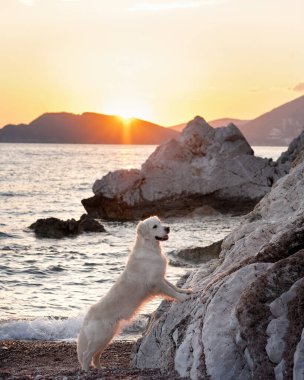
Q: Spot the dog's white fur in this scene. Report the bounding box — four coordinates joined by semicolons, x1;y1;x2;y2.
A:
77;216;192;371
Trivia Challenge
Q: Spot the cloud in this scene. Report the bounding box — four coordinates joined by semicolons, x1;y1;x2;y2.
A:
292;82;304;92
130;0;223;12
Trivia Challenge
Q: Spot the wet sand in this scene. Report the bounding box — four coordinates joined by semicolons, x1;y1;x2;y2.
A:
0;340;179;379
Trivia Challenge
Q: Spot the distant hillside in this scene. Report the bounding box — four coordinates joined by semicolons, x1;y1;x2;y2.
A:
170;123;187;132
208;118;249;128
170;118;248;132
2;95;304;145
239;95;304;146
0;112;178;144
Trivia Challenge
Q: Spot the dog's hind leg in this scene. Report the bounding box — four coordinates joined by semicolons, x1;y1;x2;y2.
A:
83;322;119;371
91;336;113;369
77;329;87;368
82;342;99;372
92;349;103;369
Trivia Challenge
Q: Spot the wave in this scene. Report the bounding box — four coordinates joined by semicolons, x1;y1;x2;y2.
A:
0;191;28;197
0;316;82;341
0;232;15;239
0;314;148;341
0;192;15;197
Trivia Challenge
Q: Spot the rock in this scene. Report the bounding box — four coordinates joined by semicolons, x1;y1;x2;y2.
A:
294;329;304;380
265;278;304;366
277;129;304;172
77;213;106;233
174;240;222;264
186;204;221;217
29;214;106;238
82;117;285;220
131;156;304;379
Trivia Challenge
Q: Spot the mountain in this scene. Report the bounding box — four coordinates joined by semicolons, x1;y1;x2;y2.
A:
170;118;248;132
170;123;187;132
208;118;249;128
238;95;304;146
2;95;304;145
0;112;178;144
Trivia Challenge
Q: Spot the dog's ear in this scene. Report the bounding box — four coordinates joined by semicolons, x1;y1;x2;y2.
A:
137;220;149;238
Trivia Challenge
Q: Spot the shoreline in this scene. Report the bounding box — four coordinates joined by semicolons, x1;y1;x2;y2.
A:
0;340;177;379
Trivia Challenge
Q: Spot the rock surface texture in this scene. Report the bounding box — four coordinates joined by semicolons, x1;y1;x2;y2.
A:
131;157;304;379
82;117;284;220
29;214;106;238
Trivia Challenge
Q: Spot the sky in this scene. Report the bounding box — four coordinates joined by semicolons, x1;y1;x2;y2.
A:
0;0;304;127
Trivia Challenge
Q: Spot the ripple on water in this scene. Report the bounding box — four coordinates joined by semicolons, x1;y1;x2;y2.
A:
48;265;66;272
0;232;14;238
0;143;265;322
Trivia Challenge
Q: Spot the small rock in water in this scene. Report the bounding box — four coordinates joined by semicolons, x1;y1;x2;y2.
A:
175;240;223;264
29;214;106;239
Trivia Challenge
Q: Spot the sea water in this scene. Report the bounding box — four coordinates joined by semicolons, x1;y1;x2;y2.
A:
0;143;286;340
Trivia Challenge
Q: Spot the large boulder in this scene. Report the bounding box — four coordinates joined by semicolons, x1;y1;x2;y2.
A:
131;156;304;379
82;117;283;220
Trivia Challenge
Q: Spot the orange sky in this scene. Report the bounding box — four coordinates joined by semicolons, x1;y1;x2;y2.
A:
1;0;304;127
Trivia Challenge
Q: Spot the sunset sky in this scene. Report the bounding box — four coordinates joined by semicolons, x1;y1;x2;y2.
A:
1;0;304;127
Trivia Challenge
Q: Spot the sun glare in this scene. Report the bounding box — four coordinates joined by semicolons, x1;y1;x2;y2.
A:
103;99;152;122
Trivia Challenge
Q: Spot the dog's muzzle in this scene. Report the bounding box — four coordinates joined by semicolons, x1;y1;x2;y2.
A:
155;226;170;241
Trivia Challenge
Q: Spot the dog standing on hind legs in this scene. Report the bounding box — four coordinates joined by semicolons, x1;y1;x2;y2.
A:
77;216;192;371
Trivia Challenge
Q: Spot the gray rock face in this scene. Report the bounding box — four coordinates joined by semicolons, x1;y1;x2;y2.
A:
277;129;304;172
173;240;223;264
82;117;284;220
131;158;304;379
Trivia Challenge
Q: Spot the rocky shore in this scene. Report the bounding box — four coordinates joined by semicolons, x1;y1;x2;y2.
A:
6;127;304;380
82;117;287;221
0;340;175;380
131;131;304;379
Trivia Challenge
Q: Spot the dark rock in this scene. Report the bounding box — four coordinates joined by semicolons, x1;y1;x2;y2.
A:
29;214;105;238
77;213;106;233
276;129;304;172
174;240;222;264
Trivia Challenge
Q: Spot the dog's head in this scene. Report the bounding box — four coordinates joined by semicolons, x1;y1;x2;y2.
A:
136;216;170;242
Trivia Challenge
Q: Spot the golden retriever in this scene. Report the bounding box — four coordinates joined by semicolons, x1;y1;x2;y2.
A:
77;216;192;371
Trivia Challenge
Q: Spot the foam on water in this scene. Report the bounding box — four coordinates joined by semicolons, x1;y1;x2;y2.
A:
0;313;148;341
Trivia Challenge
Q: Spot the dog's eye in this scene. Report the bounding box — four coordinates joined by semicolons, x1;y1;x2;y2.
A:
153;225;158;229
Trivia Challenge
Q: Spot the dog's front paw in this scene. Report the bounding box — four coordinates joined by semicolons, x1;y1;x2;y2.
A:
182;288;193;295
176;293;190;302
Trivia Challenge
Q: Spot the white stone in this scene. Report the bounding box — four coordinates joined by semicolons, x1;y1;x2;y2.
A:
201;263;270;380
294;329;304;380
274;359;286;380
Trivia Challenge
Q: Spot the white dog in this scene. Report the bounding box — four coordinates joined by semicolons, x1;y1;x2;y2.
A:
77;216;192;371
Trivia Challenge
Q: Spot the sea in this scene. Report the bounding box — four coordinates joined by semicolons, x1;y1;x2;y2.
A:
0;144;286;341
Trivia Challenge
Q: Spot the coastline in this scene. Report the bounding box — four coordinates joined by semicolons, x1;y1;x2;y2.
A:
0;340;176;379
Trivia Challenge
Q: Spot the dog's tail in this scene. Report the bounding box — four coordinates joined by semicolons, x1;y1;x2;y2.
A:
77;328;87;367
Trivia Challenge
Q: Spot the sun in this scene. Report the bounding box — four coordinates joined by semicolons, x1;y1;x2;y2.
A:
102;98;152;122
117;110;135;120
